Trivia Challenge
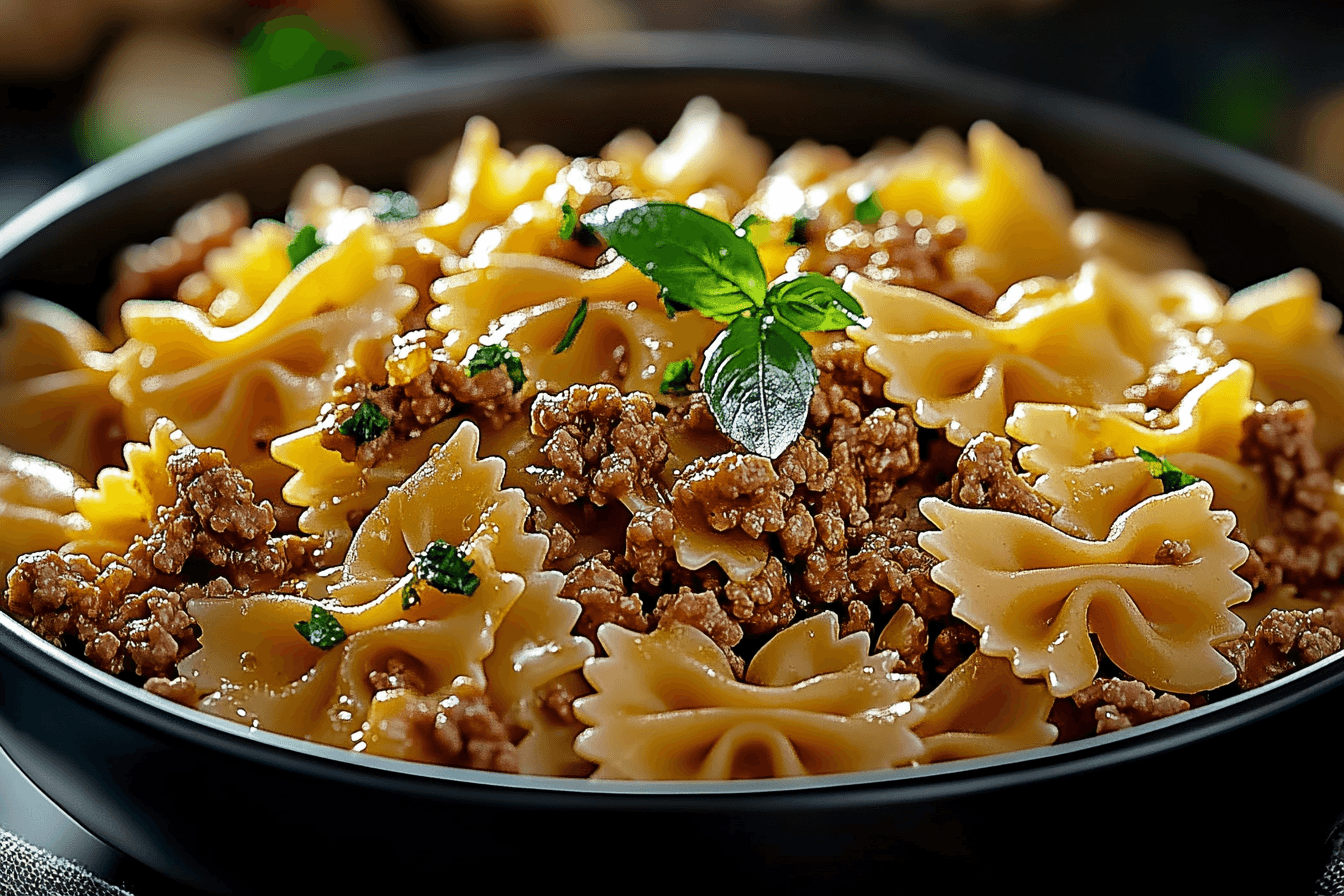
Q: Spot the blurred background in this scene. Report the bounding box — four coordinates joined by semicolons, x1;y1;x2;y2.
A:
4;0;1344;224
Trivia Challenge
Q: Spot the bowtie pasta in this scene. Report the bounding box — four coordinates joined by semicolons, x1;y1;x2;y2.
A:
4;97;1344;780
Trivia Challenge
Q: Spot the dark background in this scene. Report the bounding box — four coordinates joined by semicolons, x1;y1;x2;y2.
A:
5;0;1344;224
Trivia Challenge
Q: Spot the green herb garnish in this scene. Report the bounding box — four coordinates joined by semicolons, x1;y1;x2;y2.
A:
404;540;479;609
553;299;588;354
286;224;323;268
295;605;346;649
240;14;361;96
659;357;696;396
583;201;870;458
560;202;579;240
787;216;810;246
369;189;418;222
337;401;390;445
465;344;526;393
855;191;883;225
1134;447;1201;493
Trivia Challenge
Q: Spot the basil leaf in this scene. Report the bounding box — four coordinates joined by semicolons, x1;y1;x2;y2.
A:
1134;447;1201;493
295;605;346;649
659;357;695;396
702;315;817;459
337;401;390;445
369;189;418;222
855;191;883;225
583;201;766;321
553;298;588;354
766;273;870;332
286;225;323;268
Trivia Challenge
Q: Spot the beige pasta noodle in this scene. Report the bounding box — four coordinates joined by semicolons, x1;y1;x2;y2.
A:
0;294;122;481
575;614;924;780
0;446;84;575
911;650;1057;763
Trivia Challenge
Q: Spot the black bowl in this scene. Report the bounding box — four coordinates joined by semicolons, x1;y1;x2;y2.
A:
2;33;1344;895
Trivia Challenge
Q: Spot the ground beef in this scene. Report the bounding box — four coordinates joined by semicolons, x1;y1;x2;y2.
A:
560;555;648;648
5;553;197;679
652;587;745;677
528;505;578;568
1155;539;1193;564
322;334;525;467
1071;677;1192;734
849;500;953;621
809;338;888;432
368;654;431;694
1217;607;1344;690
432;691;520;773
537;674;591;726
3;445;317;682
949;433;1054;522
802;211;997;315
531;384;668;506
671;452;787;539
930;621;980;676
623;505;676;587
1239;402;1344;597
724;557;796;636
839;599;873;637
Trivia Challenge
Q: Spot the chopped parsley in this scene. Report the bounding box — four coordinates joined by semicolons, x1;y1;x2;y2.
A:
295;605;346;649
553;298;588;354
1134;447;1201;493
337;401;390;445
560;202;579;240
854;191;883;225
286;224;323;268
404;540;479;608
465;343;526;393
369;189;418;222
659;357;696;396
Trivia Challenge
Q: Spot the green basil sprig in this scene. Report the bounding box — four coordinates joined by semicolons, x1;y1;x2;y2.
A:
583;201;870;459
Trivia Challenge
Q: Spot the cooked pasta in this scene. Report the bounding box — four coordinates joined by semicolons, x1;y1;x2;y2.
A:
4;95;1344;781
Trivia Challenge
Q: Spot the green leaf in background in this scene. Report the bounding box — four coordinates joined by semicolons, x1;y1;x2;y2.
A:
286;224;323;268
855;191;884;225
583;201;766;321
294;605;346;649
1134;447;1201;493
767;272;870;332
553;298;588;354
241;14;362;97
701;315;818;459
369;189;418;222
659;357;696;396
466;343;526;393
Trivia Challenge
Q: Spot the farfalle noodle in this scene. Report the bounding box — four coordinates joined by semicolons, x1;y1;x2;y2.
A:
0;295;122;480
575;614;924;780
921;482;1251;697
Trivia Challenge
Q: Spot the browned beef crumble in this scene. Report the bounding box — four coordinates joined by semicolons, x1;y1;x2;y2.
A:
1236;402;1344;600
652;587;746;677
1155;539;1193;564
4;445;318;684
322;332;525;467
799;212;997;316
537;673;591;726
1217;607;1344;690
560;554;648;647
433;691;520;773
1071;678;1191;734
948;433;1055;522
532;384;668;506
368;654;431;695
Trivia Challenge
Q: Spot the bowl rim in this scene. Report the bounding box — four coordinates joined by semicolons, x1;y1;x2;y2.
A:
3;31;1344;801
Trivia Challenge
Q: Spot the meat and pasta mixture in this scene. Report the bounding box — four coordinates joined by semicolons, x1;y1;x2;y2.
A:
3;97;1344;779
